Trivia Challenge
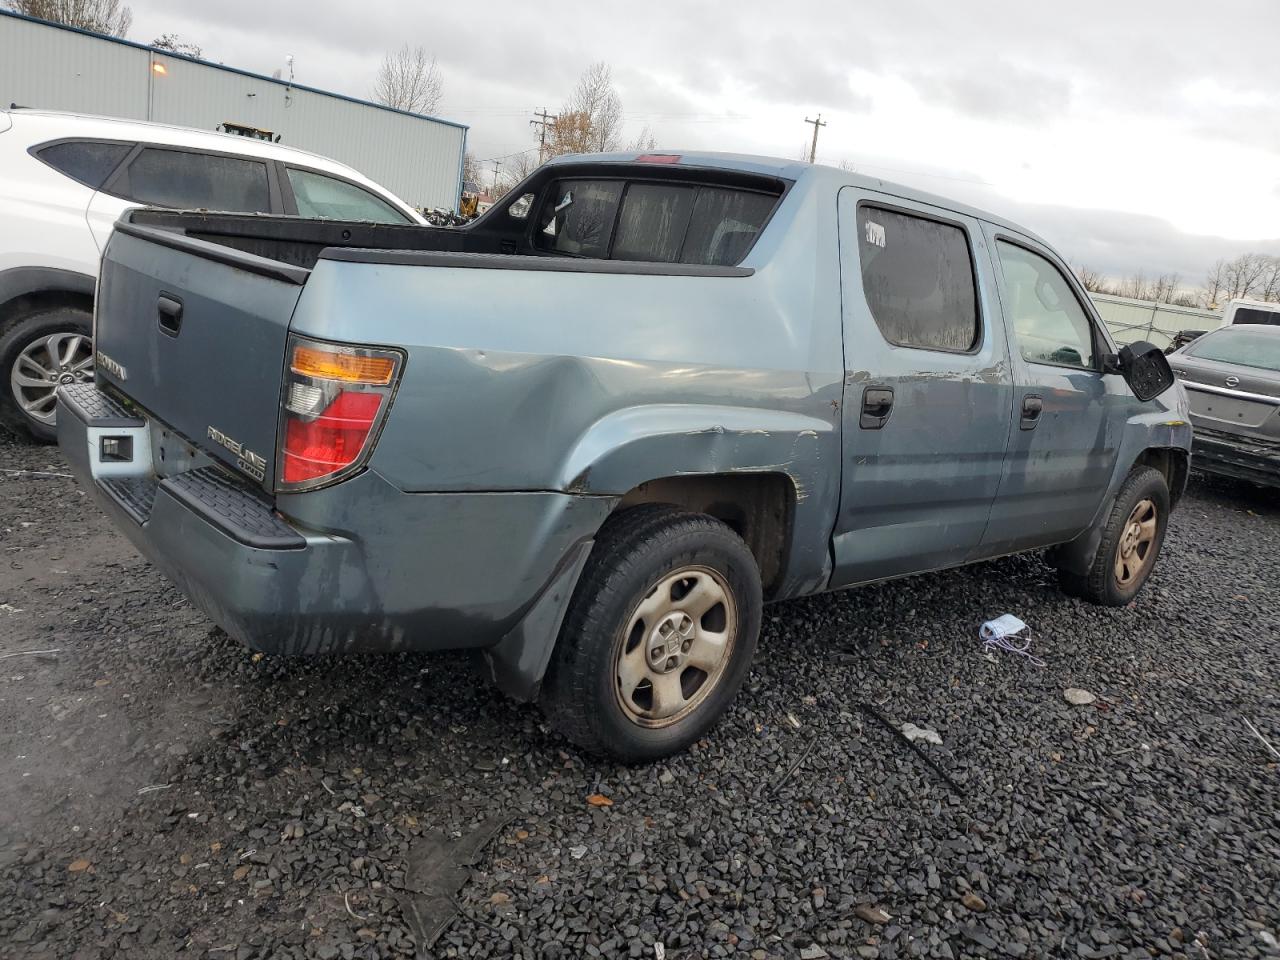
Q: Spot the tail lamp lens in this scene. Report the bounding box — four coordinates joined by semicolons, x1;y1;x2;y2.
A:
278;339;403;490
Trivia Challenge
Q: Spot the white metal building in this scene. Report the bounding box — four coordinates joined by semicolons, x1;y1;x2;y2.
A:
1089;292;1222;350
0;10;467;211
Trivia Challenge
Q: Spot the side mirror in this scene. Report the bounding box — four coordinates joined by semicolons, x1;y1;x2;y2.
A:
1116;340;1176;401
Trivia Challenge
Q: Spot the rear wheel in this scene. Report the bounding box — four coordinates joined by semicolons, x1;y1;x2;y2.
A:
541;505;762;762
1058;466;1170;606
0;308;94;442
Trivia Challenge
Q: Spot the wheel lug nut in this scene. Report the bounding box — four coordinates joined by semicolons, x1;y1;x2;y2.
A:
666;657;677;670
682;640;691;652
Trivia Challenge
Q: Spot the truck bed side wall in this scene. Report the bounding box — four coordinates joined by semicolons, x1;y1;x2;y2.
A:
289;178;845;598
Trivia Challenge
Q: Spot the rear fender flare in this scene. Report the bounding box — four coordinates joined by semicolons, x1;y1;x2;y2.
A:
557;404;839;597
0;267;96;329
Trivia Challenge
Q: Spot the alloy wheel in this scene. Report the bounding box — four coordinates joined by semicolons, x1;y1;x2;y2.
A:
614;565;737;728
10;332;94;426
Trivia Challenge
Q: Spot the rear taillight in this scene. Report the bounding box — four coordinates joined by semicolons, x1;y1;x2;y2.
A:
277;337;403;491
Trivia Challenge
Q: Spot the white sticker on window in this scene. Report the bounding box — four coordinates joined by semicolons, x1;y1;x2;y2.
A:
864;220;886;248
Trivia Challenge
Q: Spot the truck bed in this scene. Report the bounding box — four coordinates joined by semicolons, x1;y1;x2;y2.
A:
128;208;478;271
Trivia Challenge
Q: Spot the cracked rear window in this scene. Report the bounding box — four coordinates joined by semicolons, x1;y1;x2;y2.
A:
536;179;778;265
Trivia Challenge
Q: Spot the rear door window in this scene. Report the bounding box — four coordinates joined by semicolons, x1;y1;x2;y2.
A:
856;205;980;351
36;139;133;189
535;178;778;265
114;147;271;212
285;168;410;223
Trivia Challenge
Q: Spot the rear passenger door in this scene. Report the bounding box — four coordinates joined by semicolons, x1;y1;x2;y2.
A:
977;227;1124;554
830;189;1015;588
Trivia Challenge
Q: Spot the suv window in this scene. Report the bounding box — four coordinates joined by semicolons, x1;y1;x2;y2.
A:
996;241;1096;369
36;140;132;189
115;147;271;212
856;206;979;351
1232;306;1280;326
535;179;778;265
285;168;410;224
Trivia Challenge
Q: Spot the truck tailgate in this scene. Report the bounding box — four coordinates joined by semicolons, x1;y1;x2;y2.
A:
94;221;308;491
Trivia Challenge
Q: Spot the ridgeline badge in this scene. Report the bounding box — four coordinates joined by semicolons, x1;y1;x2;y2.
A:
207;425;267;481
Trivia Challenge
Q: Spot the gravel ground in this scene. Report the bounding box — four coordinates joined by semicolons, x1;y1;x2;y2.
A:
1;429;1278;960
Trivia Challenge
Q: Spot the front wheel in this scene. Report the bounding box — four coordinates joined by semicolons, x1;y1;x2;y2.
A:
0;308;94;442
1058;466;1170;606
540;505;762;762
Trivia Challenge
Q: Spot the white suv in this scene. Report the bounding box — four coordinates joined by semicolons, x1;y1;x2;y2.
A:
0;108;426;441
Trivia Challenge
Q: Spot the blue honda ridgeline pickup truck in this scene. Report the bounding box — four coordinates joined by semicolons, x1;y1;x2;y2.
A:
59;152;1189;761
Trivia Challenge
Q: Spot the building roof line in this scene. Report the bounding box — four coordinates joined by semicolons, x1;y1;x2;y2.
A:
0;9;469;131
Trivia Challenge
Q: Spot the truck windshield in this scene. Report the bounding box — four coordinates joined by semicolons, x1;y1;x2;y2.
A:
535;179;777;265
1185;329;1280;371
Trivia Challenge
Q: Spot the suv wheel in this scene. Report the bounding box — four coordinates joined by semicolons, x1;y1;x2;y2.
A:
1058;466;1170;606
0;308;94;443
541;505;762;762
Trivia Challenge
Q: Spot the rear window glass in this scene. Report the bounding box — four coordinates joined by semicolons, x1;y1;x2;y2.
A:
535;179;777;265
612;184;696;262
1232;306;1280;326
856;206;979;351
681;188;777;266
537;180;623;258
37;140;132;189
1185;329;1280;371
115;147;271;213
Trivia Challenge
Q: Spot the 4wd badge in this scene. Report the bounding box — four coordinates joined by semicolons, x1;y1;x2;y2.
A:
207;425;267;481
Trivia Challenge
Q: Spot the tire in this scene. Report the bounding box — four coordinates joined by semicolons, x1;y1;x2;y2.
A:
1057;466;1170;606
0;308;94;443
541;505;763;762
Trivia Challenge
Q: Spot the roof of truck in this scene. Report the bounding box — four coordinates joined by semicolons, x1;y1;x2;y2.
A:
545;150;1049;248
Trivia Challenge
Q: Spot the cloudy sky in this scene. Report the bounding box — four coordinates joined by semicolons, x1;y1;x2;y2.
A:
124;0;1280;286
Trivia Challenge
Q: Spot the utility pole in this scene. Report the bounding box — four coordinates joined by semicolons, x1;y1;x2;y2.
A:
530;108;554;164
490;159;503;197
804;113;827;164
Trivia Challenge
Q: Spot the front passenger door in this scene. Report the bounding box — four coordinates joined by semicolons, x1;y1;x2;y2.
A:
978;231;1126;555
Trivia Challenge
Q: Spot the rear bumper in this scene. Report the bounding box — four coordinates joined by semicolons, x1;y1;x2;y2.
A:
58;384;612;687
1192;427;1280;487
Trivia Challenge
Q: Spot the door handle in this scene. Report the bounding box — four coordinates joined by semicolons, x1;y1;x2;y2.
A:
157;295;183;337
860;386;894;429
1020;394;1043;430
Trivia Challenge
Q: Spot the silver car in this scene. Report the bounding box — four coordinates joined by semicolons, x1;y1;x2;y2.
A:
1169;324;1280;486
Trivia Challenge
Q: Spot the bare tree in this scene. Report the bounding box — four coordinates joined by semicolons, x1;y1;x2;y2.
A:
1222;252;1269;301
627;125;657;152
551;62;623;155
9;0;131;35
461;152;482;191
1260;256;1280;303
371;44;443;115
1202;259;1227;309
1150;272;1180;304
151;32;201;57
1117;271;1150;300
506;149;539;182
1074;264;1108;293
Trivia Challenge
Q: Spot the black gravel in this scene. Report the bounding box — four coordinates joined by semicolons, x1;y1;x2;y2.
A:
2;428;1278;960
